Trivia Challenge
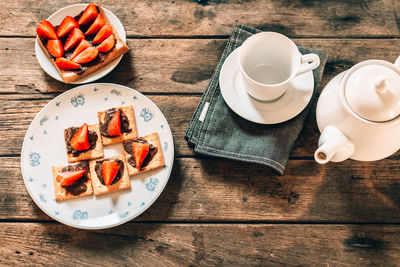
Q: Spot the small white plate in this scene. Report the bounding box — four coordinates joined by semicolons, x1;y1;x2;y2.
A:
35;4;127;84
21;83;174;229
219;47;314;124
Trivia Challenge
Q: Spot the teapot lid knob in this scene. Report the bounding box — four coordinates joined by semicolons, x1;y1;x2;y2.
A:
345;63;400;122
375;77;389;94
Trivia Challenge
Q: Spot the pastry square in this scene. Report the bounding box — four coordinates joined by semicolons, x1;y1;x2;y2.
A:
52;161;93;201
97;105;138;145
64;124;104;163
89;154;131;196
36;4;129;83
122;132;165;176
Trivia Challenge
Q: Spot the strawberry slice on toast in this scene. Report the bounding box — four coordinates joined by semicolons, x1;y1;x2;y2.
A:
102;161;119;186
57;169;86;186
70;123;90;151
55;57;81;70
70;39;91;60
132;142;150;170
36;20;57;40
72;46;98;64
64;28;85;51
108;110;121;136
57;16;79;38
85;14;105;35
78;3;98;25
97;34;115;53
47;39;64;58
92;24;113;45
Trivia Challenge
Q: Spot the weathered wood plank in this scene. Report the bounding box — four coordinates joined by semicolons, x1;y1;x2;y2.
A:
0;95;198;156
1;38;400;94
1;0;399;37
2;157;400;222
1;223;399;266
2;95;400;159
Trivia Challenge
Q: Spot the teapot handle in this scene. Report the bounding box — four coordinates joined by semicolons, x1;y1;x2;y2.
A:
395;55;400;68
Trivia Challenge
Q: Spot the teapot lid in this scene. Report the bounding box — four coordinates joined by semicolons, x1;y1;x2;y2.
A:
344;62;400;122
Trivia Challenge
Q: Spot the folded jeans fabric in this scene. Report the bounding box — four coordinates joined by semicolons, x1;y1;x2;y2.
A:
185;24;327;175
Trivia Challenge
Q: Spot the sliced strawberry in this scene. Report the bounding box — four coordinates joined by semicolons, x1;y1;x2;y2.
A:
57;169;86;186
71;39;91;60
92;24;113;45
102;161;119;186
64;28;84;51
47;39;64;58
133;142;149;170
108;110;121;136
72;46;98;64
55;57;81;70
97;34;115;53
36;20;57;40
78;3;98;25
85;14;105;35
56;16;79;38
70;123;90;151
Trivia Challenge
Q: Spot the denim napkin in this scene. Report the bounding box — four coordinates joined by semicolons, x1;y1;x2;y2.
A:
185;24;327;175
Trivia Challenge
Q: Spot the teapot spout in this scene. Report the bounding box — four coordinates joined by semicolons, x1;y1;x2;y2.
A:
314;126;355;164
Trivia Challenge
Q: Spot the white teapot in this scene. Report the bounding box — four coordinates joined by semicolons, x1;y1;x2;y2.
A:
314;56;400;164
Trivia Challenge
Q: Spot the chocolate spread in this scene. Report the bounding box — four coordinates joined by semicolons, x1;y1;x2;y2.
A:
94;159;124;185
60;161;89;196
99;108;132;137
123;138;158;169
65;127;98;156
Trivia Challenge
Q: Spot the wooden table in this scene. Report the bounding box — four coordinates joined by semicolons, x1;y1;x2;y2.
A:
2;0;400;265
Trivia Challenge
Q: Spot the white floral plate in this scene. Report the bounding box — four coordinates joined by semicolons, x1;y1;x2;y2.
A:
21;83;174;229
35;4;127;84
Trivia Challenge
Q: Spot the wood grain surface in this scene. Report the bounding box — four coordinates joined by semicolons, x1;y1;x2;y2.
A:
2;0;400;265
1;0;399;37
1;223;400;266
2;38;400;94
2;156;400;222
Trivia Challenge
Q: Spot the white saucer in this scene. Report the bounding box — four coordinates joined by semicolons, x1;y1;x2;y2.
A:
219;47;315;124
35;4;127;84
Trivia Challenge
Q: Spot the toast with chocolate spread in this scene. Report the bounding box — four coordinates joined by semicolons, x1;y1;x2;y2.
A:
36;3;129;83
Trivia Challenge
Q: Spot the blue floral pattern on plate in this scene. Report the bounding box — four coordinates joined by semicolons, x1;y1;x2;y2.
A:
146;178;159;192
70;94;85;107
73;210;88;221
39;116;48;126
163;141;168;152
29;152;40;167
39;193;46;203
119;212;129;219
111;89;121;96
141;108;153;122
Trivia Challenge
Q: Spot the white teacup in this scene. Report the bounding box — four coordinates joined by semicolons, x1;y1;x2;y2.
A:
238;32;320;102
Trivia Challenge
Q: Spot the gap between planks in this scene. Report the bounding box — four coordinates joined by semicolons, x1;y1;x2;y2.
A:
1;219;400;225
2;35;400;39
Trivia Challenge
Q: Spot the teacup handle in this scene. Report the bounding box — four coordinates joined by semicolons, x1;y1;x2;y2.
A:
296;53;320;76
